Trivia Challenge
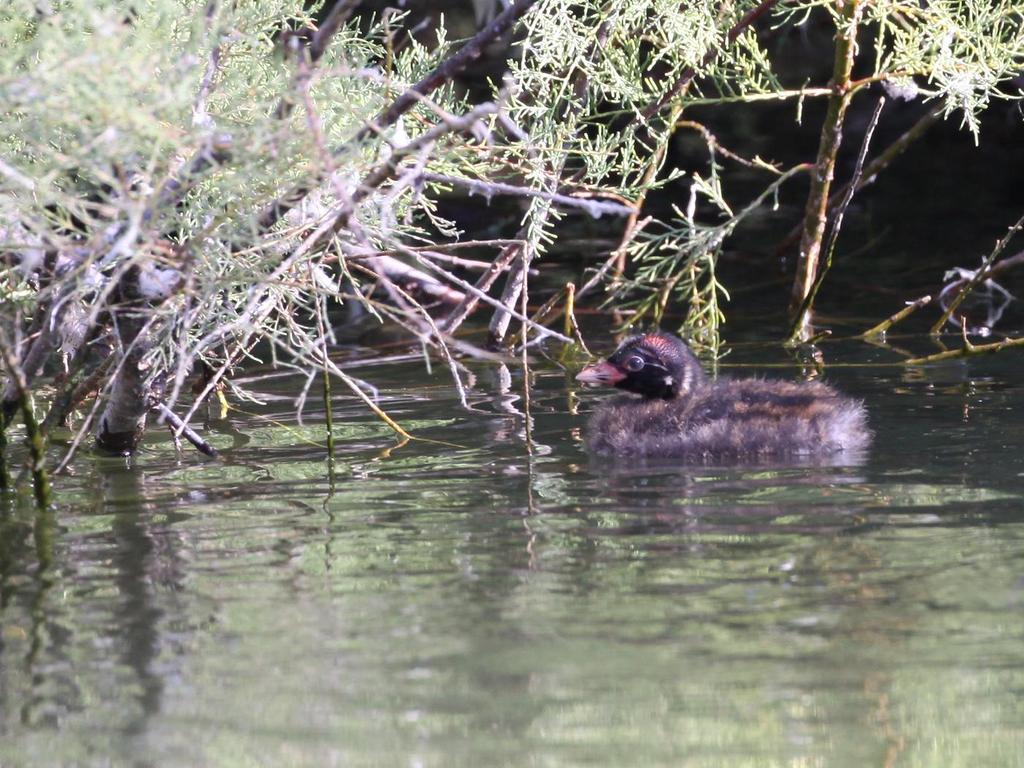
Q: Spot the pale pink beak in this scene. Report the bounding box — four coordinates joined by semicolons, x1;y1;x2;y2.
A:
576;360;626;386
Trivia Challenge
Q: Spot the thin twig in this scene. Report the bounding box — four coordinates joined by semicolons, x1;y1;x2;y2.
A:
789;94;884;341
408;252;573;344
441;238;524;333
676;120;783;174
520;252;535;458
354;0;538;143
971;249;1024;283
612;103;684;279
153;401;219;457
774;107;941;258
388;249;506;272
930;211;1024;334
562;282;589;352
308;264;336;459
490;153;570;346
260;327;416;442
904;335;1024;365
421;172;635;218
859;295;932;338
582;222;653;300
306;343;413;440
350;259;471;409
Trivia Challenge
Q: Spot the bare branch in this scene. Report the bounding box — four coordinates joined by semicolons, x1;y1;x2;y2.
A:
421;172;635;219
153;401;219;457
931;212;1024;334
354;0;538;142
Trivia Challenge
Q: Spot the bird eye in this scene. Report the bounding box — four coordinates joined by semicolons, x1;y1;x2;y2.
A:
624;355;645;372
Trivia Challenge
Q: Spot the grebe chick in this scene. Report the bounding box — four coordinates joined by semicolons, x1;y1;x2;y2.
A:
575;332;870;460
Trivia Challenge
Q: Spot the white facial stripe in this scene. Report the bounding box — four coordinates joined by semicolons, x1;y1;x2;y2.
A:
679;365;691;393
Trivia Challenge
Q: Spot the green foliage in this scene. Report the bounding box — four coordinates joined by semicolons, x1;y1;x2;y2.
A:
2;0;1023;426
876;0;1024;139
494;0;1024;347
0;0;469;409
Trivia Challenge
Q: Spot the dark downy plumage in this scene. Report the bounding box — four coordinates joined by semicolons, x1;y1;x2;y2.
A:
576;332;870;460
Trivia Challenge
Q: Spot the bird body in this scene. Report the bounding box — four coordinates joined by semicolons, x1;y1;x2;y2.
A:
577;333;870;460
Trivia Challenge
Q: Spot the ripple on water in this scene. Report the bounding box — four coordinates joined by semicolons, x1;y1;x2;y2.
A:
4;341;1024;766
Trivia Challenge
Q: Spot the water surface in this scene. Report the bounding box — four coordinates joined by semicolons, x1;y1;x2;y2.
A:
2;336;1024;766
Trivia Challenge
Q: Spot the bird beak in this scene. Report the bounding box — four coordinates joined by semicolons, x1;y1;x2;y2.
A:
576;360;626;386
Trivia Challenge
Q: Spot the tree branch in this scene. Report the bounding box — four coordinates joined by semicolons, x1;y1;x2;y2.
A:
259;0;539;234
639;0;782;121
788;0;864;340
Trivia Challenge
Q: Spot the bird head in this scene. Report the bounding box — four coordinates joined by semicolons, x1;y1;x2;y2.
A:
576;332;706;399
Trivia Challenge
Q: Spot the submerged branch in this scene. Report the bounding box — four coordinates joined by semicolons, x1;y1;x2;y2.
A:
0;328;51;508
931;211;1024;334
153;401;219;457
859;295;933;338
904;335;1024;365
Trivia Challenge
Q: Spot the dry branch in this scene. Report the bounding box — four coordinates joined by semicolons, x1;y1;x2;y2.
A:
789;95;884;342
931;211;1024;334
859;295;932;338
421;172;635;218
259;0;539;234
904;334;1024;365
441;237;525;333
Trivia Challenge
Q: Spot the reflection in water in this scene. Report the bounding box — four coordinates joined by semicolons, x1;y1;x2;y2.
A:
98;465;174;734
0;461;198;759
2;344;1024;765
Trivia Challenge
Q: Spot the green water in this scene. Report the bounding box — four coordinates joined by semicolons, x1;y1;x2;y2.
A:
2;337;1024;766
